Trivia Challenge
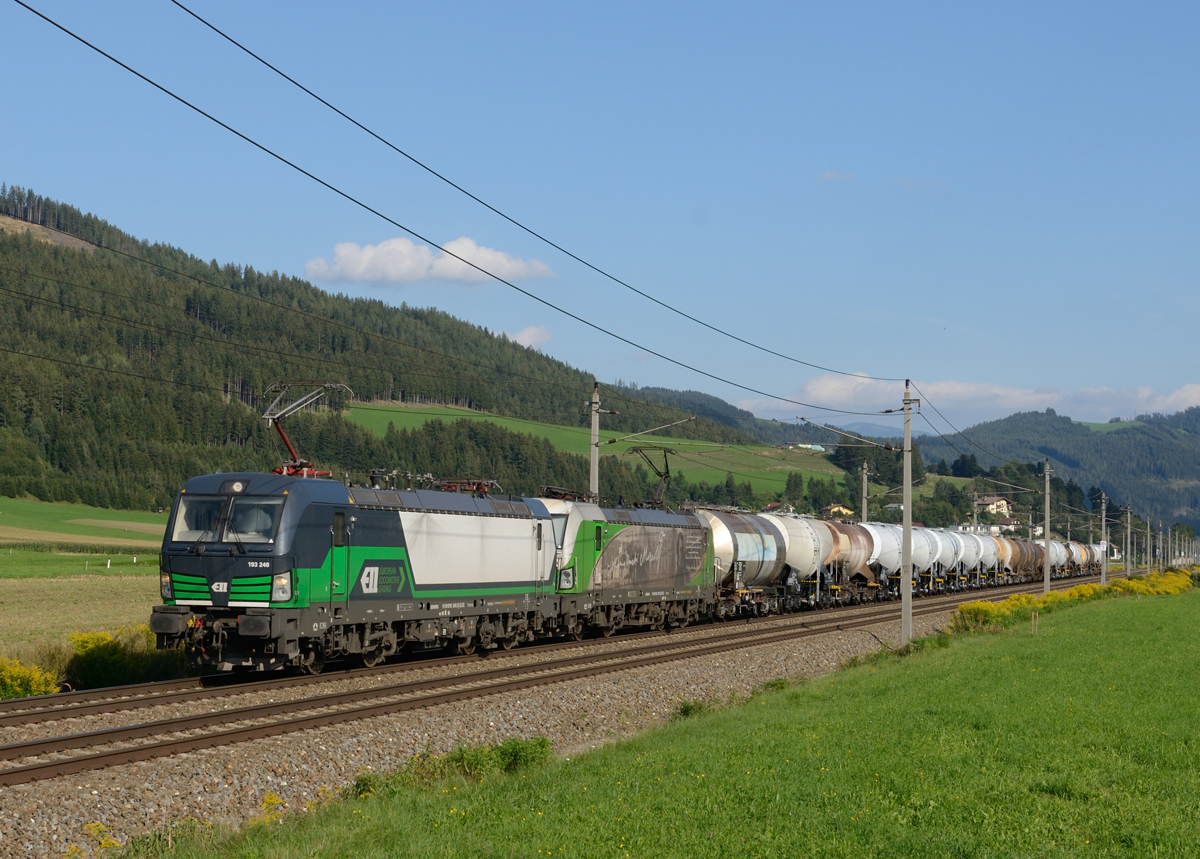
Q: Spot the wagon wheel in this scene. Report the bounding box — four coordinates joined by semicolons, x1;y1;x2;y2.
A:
361;647;386;669
301;647;326;675
500;635;518;651
569;623;584;641
601;626;616;638
456;640;477;656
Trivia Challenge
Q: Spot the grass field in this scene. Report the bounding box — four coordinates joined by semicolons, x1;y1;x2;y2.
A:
346;403;854;495
138;586;1199;858
1074;420;1144;433
0;495;166;548
0;575;159;652
0;549;159;652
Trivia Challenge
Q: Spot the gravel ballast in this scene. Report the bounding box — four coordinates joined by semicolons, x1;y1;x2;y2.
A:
0;611;951;857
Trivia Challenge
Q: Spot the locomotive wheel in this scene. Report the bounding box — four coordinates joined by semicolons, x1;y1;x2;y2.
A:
301;648;326;675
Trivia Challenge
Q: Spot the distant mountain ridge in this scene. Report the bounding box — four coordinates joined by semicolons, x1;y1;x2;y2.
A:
612;384;835;446
918;408;1200;529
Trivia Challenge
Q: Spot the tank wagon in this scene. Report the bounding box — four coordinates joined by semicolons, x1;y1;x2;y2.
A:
150;471;1106;672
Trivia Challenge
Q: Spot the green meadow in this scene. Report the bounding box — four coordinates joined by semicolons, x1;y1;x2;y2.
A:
129;586;1199;858
0;495;166;548
347;403;851;496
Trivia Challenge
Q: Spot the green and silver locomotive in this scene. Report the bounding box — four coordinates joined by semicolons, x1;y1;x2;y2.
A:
150;472;717;672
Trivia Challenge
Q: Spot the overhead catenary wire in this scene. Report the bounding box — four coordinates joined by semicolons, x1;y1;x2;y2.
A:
11;0;886;418
167;0;905;384
909;381;1007;464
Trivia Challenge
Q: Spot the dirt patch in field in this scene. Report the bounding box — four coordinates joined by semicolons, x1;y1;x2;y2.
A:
0;575;158;650
0;525;161;548
65;518;166;536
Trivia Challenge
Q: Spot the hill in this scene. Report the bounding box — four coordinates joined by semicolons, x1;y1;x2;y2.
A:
613;383;836;446
0;184;824;511
918;408;1200;530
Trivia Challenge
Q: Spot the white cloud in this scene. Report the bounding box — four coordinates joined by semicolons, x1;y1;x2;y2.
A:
507;325;552;349
737;374;1200;427
305;236;554;284
816;170;853;183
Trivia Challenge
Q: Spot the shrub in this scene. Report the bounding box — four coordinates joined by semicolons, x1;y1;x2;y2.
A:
951;571;1193;633
64;624;189;690
387;737;554;789
493;736;552;772
0;656;58;699
672;699;711;720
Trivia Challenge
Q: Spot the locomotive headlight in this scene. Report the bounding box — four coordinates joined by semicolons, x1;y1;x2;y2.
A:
558;567;575;590
271;573;293;602
160;572;173;600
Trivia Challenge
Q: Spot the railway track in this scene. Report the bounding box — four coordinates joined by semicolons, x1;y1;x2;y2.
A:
0;570;1121;727
0;571;1125;786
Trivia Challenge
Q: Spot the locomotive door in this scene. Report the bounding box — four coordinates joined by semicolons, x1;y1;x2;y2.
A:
329;510;351;619
533;521;547;607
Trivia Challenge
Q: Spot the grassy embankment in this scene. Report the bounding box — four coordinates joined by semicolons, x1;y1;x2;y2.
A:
122;573;1199;858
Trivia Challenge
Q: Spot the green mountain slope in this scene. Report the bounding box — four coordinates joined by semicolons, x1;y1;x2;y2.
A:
613;384;835;446
918;408;1200;530
0;184;755;508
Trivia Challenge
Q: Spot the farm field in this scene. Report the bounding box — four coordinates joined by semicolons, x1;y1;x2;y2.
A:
347;403;851;495
0;574;158;652
153;586;1200;858
0;549;159;652
0;495;166;548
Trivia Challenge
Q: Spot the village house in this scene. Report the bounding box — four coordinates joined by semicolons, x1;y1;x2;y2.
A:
974;495;1011;517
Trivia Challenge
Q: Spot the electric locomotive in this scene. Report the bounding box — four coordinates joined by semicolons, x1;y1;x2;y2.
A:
150;472;716;672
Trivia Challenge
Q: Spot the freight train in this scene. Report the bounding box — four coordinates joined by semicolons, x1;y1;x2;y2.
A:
150;471;1105;672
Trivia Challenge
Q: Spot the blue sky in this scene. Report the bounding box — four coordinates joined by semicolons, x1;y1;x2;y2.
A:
3;0;1198;432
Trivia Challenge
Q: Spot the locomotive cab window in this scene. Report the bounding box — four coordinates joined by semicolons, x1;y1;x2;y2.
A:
536;523;543;550
595;525;603;551
170;495;223;542
223;497;285;544
333;512;347;548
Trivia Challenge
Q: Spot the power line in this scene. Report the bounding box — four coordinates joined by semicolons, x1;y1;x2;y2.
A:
12;0;885;417
167;0;905;384
908;381;1006;463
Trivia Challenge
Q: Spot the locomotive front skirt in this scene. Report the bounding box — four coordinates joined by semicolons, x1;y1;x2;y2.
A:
150;472;1103;673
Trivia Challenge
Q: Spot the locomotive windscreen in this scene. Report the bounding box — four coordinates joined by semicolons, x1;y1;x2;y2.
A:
170;495;222;542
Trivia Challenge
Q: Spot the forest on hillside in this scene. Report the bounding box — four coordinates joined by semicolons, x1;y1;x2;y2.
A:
0;185;757;509
918;409;1200;530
